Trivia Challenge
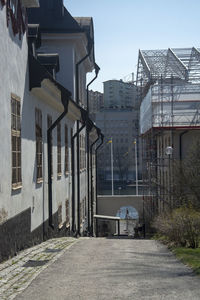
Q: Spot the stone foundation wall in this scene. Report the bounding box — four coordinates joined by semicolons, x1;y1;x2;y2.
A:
0;208;71;262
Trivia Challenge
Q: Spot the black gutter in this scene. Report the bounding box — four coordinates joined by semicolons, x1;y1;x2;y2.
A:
86;63;100;114
95;134;104;215
90;131;101;236
95;134;104;237
75;39;93;235
86;63;100;234
71;123;86;233
47;104;69;229
86;119;95;233
28;52;72;230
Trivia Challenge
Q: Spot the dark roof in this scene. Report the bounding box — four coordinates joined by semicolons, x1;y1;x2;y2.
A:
27;0;82;33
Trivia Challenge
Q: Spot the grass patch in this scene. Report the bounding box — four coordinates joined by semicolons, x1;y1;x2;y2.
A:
172;247;200;275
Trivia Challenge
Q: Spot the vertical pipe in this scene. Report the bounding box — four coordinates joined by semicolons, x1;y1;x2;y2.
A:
47;106;68;229
71;132;75;232
71;123;86;234
134;138;138;195
90;135;100;236
111;137;114;195
75;41;93;235
95;134;104;237
86;64;100;234
117;220;120;236
87;126;91;233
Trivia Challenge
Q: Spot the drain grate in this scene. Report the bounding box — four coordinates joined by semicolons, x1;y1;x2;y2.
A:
44;248;62;253
23;260;49;268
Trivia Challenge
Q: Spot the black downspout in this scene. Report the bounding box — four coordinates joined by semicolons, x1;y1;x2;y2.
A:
95;134;104;237
86;64;100;234
86;122;91;233
86;64;100;114
90;134;101;236
71;123;86;233
48;101;69;229
75;40;93;235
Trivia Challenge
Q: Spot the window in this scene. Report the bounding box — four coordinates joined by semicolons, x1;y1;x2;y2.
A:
11;94;22;188
47;115;53;176
65;125;69;174
57;123;61;175
35;108;42;181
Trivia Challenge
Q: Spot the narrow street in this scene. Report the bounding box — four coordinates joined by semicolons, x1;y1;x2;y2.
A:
12;238;200;300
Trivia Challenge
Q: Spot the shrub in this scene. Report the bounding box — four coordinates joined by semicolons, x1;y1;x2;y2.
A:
153;207;200;248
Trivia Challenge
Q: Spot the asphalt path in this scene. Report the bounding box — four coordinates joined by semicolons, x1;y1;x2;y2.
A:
16;238;200;300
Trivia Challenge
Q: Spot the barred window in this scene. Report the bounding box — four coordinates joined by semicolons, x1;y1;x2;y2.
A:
11;94;22;188
47;115;53;176
65;125;69;174
35;108;42;181
57;123;61;175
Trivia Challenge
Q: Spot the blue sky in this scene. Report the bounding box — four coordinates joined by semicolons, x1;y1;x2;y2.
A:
65;0;200;92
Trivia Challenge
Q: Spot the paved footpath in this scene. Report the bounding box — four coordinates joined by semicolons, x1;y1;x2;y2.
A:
0;237;78;300
1;238;200;300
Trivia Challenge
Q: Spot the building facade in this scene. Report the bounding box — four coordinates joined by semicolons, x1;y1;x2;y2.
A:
88;90;104;121
103;79;137;109
137;48;200;221
96;108;140;183
0;0;102;262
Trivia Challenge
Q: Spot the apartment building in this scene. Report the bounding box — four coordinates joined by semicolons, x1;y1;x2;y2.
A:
103;79;137;108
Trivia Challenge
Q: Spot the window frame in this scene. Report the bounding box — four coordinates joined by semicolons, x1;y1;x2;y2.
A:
11;94;22;189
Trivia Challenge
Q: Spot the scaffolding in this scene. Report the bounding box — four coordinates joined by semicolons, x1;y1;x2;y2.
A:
137;48;200;221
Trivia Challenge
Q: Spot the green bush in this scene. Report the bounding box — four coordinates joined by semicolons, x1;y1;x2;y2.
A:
153;207;200;248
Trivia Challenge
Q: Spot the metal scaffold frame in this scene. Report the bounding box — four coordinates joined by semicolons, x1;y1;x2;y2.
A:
137;47;200;223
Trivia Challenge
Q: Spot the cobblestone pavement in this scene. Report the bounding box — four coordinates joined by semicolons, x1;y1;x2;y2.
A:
0;237;78;300
14;238;200;300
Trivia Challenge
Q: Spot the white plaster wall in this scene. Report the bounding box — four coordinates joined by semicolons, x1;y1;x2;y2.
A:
38;35;92;231
0;6;29;220
39;36;90;106
0;7;75;231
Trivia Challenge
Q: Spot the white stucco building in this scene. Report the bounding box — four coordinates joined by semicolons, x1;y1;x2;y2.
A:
0;0;102;261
